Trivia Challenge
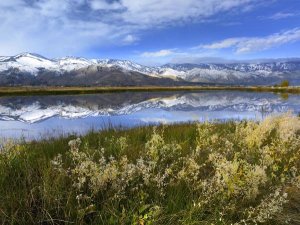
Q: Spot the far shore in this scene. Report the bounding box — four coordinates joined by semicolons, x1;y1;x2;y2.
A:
0;85;300;96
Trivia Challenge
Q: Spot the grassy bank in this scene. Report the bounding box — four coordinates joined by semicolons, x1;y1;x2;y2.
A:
1;114;300;224
0;85;300;96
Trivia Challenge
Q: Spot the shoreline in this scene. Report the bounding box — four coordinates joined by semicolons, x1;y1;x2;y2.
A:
0;85;300;96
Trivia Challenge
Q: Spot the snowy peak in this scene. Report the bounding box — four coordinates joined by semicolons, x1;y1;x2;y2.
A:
0;53;57;74
158;61;300;84
13;52;49;60
0;53;96;74
0;53;159;75
14;53;55;67
161;62;300;72
57;57;94;71
95;59;159;75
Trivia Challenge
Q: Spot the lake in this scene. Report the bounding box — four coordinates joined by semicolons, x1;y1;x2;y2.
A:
0;90;299;140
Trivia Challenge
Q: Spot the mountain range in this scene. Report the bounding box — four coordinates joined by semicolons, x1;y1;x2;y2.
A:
1;53;300;86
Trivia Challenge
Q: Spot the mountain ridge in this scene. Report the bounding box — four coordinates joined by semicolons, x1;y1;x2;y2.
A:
1;53;300;86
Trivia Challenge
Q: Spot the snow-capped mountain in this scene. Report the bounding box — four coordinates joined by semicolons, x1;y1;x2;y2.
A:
57;57;94;72
95;59;160;75
0;53;158;75
159;62;300;84
1;53;300;86
0;53;98;75
0;53;183;86
0;53;57;74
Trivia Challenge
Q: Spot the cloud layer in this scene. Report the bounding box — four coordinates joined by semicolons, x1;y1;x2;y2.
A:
136;26;300;65
141;49;177;57
200;28;300;53
268;12;300;20
0;0;259;56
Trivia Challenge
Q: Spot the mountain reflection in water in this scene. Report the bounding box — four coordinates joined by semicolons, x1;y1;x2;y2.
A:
0;91;299;140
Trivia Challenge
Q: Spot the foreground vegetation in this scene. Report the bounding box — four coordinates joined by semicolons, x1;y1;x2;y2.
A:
1;114;300;224
0;85;300;96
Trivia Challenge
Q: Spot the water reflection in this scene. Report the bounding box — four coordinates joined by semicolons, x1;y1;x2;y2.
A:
0;91;299;140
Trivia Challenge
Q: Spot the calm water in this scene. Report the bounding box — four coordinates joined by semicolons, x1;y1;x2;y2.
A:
0;90;299;140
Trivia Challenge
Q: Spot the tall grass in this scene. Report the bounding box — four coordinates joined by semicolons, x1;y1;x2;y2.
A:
0;114;300;224
0;86;300;96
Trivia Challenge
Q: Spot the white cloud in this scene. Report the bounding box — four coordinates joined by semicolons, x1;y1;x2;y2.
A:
268;12;299;20
0;0;24;7
200;28;300;54
122;34;139;45
141;49;177;57
170;56;239;64
120;0;258;26
0;0;260;56
90;0;123;10
200;38;243;49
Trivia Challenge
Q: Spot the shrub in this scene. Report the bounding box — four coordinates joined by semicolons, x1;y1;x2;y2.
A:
280;80;289;87
0;114;300;224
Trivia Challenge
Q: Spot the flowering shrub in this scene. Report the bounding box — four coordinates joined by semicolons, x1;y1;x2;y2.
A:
1;113;300;224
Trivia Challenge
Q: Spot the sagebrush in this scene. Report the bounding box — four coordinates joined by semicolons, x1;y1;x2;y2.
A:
0;113;300;224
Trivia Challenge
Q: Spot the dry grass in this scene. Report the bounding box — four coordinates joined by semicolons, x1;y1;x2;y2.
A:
0;85;300;96
0;114;300;224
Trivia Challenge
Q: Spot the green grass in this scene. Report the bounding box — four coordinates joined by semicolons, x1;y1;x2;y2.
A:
0;85;300;96
0;115;300;224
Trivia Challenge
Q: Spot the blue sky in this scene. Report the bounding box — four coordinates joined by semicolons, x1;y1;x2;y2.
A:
1;0;300;65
